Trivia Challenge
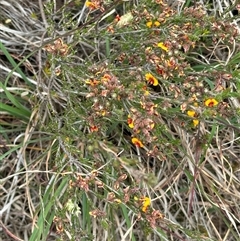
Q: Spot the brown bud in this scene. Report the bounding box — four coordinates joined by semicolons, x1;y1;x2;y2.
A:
107;192;116;202
118;174;128;182
91;170;98;179
95;180;104;188
113;181;120;190
123;186;130;194
56;222;64;233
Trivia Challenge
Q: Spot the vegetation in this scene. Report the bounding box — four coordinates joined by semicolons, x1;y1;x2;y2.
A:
1;0;240;240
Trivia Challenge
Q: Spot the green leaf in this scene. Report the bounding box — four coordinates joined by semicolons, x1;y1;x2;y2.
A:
0;82;31;119
0;41;34;85
29;176;69;241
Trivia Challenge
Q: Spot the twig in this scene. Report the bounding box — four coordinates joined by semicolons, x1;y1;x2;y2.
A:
0;219;24;241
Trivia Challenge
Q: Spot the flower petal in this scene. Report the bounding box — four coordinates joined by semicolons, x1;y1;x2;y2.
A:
157;42;169;52
132;137;144;148
204;98;218;107
141;197;151;213
145;73;159;86
193;119;199;127
187;110;196;118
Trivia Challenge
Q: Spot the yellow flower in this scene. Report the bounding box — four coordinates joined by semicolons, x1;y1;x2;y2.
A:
154;21;160;27
85;1;97;10
145;73;158;86
193;119;199;127
187;110;199;127
141;197;151;213
187;110;196;118
204;98;218;107
146;21;153;28
132;137;144;148
146;21;160;28
157;42;169;52
149;122;155;130
127;115;134;128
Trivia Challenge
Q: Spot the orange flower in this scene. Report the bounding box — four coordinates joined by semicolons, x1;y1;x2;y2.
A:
127;116;134;128
115;14;121;22
90;125;98;132
101;73;111;82
142;86;150;95
204;98;218;107
145;73;158;86
107;25;114;33
157;42;168;52
85;1;97;10
86;79;100;86
132;137;144;148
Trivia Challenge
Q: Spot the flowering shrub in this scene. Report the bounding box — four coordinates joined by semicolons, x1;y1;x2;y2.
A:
39;0;240;240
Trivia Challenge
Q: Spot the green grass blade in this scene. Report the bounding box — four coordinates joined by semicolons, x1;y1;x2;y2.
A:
120;204;136;241
29;176;69;241
0;145;20;161
0;41;34;86
0;82;31;115
0;102;30;121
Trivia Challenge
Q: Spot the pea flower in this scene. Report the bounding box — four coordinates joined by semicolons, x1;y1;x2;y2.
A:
193;119;199;127
145;73;159;86
85;1;97;10
187;110;197;118
132;137;144;148
90;125;98;132
146;21;153;28
127;116;134;128
142;85;150;95
141;197;151;212
146;21;160;28
204;98;218;107
85;79;100;86
134;196;151;212
187;110;199;127
157;42;169;52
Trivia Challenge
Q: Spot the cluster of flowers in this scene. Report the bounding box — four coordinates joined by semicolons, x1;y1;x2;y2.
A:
128;96;158;148
85;0;105;12
43;38;69;76
186;98;219;127
85;68;125;132
84;0;237;150
66;170;164;228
